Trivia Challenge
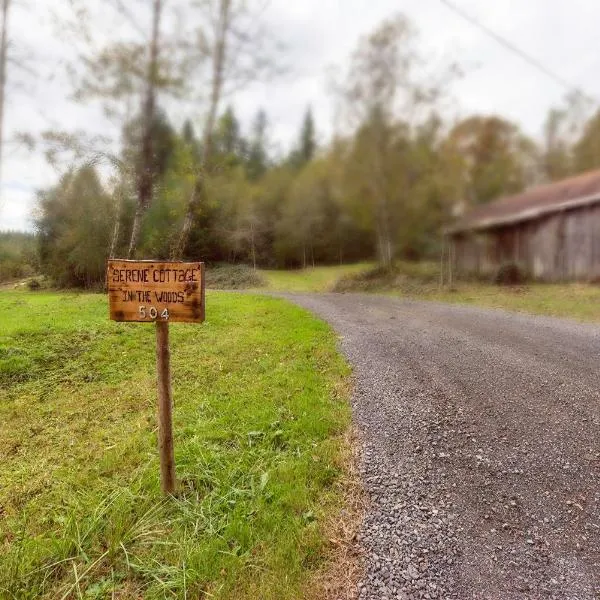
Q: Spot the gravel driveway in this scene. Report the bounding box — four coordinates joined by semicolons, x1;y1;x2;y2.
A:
283;293;600;600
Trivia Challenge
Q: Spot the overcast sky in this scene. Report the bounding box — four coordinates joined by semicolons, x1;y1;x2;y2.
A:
2;0;600;231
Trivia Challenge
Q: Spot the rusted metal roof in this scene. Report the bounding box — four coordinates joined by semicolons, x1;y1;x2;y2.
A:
447;169;600;234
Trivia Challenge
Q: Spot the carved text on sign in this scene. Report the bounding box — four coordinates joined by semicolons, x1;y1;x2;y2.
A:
107;260;205;323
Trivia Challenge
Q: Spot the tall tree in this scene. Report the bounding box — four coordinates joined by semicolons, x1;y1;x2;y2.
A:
122;108;176;195
58;0;192;257
0;0;37;213
0;0;10;183
182;119;197;147
445;115;538;206
175;0;234;257
540;91;595;181
246;109;268;180
336;14;451;267
542;108;572;181
573;109;600;173
214;105;243;163
289;107;316;169
174;0;280;258
299;108;316;164
36;166;114;287
127;0;163;257
276;159;326;267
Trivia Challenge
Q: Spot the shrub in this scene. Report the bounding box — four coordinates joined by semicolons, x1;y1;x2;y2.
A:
205;264;266;290
493;262;528;286
332;261;439;293
27;277;42;291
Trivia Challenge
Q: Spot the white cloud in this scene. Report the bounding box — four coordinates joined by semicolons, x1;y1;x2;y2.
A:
2;0;600;231
0;182;35;230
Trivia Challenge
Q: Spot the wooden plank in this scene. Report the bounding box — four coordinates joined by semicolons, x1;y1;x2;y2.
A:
107;259;205;323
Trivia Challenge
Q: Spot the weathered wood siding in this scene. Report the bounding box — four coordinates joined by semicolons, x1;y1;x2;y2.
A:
452;203;600;281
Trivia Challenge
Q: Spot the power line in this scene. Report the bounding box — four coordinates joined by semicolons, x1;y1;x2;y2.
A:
438;0;598;103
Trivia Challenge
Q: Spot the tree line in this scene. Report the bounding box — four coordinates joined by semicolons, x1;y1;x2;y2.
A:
4;5;600;287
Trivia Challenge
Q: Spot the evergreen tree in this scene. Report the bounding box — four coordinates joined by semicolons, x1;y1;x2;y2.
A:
36;166;113;287
246;109;268;180
300;108;316;163
181;119;201;160
573;109;600;173
289;107;317;169
182;120;196;146
218;106;241;156
214;106;246;167
122;108;176;189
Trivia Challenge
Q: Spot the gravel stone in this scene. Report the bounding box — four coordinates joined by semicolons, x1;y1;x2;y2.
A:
282;293;600;599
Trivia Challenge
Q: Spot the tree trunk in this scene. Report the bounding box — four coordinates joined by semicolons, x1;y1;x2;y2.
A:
199;0;232;169
127;0;162;258
174;0;231;259
128;203;144;258
250;221;256;270
375;219;393;270
0;0;10;183
439;235;446;288
375;194;394;269
448;238;454;288
385;235;393;268
109;191;122;259
156;320;176;495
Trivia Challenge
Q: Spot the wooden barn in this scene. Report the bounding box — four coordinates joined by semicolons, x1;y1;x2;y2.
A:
446;169;600;281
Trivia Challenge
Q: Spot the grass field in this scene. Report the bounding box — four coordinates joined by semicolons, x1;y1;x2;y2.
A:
307;261;600;323
0;291;351;599
260;263;373;293
426;283;600;322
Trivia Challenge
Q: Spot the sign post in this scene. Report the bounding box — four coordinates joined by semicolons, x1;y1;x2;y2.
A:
156;319;175;494
107;259;205;495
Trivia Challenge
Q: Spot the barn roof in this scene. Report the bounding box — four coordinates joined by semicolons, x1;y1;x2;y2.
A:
447;169;600;234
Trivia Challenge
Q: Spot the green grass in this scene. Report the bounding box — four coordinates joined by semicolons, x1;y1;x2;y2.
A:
426;283;600;322
331;260;600;322
0;290;351;599
260;263;373;293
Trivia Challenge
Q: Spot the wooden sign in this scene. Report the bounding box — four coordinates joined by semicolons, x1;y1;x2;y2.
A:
106;258;206;496
107;259;205;323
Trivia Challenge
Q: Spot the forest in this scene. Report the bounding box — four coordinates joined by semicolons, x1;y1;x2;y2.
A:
2;2;600;287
